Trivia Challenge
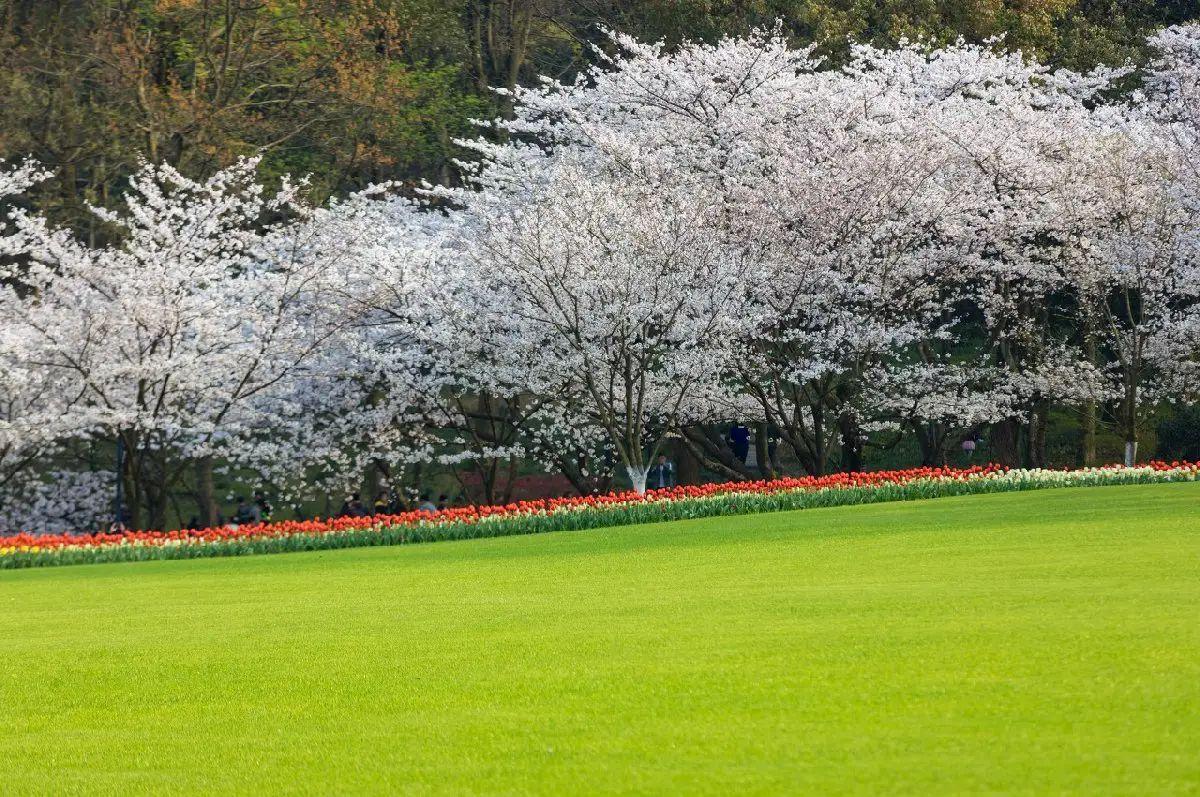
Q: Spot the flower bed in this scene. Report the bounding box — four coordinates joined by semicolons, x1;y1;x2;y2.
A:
2;462;1197;569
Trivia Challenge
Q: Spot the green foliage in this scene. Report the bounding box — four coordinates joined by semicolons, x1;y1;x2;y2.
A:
1158;406;1200;462
0;0;485;225
607;0;1196;67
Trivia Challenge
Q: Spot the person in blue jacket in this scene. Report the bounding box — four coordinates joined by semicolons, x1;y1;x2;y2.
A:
728;424;751;464
647;454;676;490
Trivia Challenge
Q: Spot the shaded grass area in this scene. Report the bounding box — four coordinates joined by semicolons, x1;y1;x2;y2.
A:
1;483;1198;794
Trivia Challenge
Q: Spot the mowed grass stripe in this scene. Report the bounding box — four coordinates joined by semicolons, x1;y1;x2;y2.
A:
1;483;1197;795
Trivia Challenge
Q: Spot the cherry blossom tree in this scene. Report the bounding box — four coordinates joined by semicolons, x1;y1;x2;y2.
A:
847;40;1126;467
1060;124;1199;465
0;470;114;534
444;146;758;493
0;160;78;500
253;191;467;507
1138;24;1200;418
0;158;383;528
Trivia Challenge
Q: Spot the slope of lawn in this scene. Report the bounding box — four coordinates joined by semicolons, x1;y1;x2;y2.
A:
1;483;1198;794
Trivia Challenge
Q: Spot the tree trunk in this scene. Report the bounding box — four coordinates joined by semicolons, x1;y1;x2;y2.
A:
1029;400;1049;469
146;487;168;531
625;464;648;495
500;455;518;503
673;438;700;486
990;419;1020;467
914;423;942;467
1080;401;1097;467
120;431;143;530
810;402;827;475
838;413;864;473
195;456;218;527
754;423;776;479
145;447;170;531
480;458;497;505
1080;334;1097;467
679;425;754;481
1123;375;1139;467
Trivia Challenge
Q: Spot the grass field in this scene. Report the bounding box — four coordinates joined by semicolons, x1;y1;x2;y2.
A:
1;483;1198;794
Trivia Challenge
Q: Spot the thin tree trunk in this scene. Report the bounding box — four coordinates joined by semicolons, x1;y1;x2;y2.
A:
1030;399;1049;469
1080;334;1097;467
754;423;776;479
810;402;827;475
914;423;941;467
838;412;864;473
1081;404;1097;466
1123;374;1139;466
500;455;518;503
146;448;170;531
482;458;498;505
121;431;143;530
146;489;168;531
195;455;218;527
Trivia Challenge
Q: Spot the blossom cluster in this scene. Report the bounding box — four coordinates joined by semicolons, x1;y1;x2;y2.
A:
3;462;1195;569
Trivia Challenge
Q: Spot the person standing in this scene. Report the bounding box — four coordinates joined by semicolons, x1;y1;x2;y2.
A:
728;424;751;464
647;454;676;490
253;490;272;522
234;496;260;524
339;493;368;518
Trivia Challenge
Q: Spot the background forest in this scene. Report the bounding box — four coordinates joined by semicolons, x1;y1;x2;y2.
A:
4;0;1197;227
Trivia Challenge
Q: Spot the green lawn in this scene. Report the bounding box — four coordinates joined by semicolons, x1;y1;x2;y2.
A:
1;484;1198;795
